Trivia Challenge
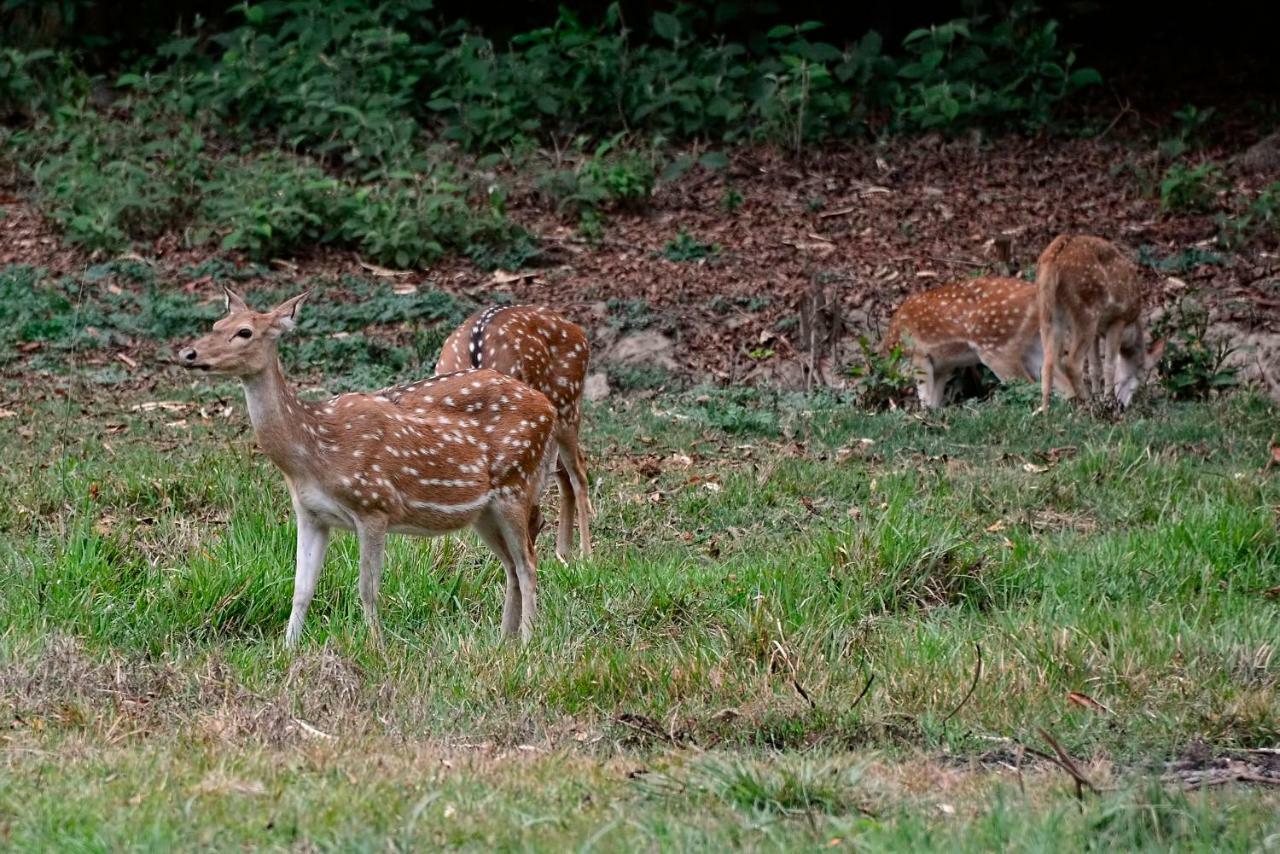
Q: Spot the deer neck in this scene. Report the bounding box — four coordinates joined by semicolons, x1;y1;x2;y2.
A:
241;358;317;474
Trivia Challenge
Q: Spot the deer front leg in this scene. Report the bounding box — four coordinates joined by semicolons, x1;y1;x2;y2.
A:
285;510;331;649
474;511;522;640
492;498;538;644
1102;321;1125;402
355;520;388;648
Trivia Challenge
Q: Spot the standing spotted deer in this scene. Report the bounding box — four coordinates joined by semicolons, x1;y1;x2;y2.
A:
882;276;1074;407
436;305;593;561
1037;234;1164;413
177;287;558;648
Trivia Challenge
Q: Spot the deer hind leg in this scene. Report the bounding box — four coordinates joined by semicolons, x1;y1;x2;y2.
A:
552;461;576;562
285;510;331;649
474;510;522;640
558;431;593;559
355;520;388;648
1059;317;1098;403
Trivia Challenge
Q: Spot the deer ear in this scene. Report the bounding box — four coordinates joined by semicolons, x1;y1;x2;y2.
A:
268;290;311;334
223;286;248;314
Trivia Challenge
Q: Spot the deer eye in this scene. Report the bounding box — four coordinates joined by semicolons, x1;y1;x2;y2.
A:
235;328;253;339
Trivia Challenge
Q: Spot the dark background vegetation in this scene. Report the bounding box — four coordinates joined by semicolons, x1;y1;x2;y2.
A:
7;0;1278;80
1;0;1276;400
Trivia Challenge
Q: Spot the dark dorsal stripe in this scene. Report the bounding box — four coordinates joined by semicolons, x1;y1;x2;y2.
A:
468;306;506;368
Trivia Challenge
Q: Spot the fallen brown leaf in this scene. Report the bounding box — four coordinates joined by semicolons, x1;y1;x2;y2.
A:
1067;691;1113;714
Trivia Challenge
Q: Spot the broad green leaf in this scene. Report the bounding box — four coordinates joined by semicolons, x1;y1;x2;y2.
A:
652;12;681;42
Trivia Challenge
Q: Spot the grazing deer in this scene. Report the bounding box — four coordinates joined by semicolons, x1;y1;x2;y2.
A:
881;276;1074;408
1037;234;1164;413
436;305;593;561
177;287;558;648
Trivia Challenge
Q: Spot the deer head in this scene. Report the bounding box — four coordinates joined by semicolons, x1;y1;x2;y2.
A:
1114;328;1166;407
177;287;309;378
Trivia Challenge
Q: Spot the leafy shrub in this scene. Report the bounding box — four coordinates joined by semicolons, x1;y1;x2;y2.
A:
25;108;208;252
536;136;656;230
182;0;439;176
889;3;1100;131
202;152;342;259
1158;103;1217;160
0;47;84;119
848;337;916;410
605;298;655;332
663;231;718;262
1160;162;1224;213
608;363;676;393
1136;244;1226;273
1218;182;1280;248
1150;298;1238;400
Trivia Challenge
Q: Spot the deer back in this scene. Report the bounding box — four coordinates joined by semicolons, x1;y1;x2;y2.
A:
437;305;590;428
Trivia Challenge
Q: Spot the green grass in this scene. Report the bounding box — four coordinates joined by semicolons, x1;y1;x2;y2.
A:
1;338;1278;848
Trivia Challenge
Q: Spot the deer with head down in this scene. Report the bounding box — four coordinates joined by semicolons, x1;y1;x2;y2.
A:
436;304;593;561
177;287;557;648
882;276;1074;407
1037;233;1165;413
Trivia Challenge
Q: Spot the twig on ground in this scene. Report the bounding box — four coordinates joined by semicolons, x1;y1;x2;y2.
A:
942;642;983;725
850;672;876;711
1036;726;1100;804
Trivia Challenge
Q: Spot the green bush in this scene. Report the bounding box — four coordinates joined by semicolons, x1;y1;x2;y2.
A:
536;135;656;230
1160;162;1224;213
849;336;916;410
1218;182;1280;248
182;0;439;177
1150;298;1239;400
6;1;1101;267
890;3;1101;131
662;230;718;262
25;108;207;252
17;102;521;267
202;152;342;259
0;46;84;119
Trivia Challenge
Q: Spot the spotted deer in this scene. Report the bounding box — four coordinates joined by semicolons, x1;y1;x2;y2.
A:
177;287;558;648
1037;234;1164;413
436;305;593;561
881;276;1074;408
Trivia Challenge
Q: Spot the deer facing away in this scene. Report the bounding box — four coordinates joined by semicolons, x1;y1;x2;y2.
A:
1037;234;1164;412
177;288;557;647
436;305;593;561
882;276;1074;407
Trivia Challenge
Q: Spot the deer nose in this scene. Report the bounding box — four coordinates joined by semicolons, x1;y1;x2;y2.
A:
179;346;198;363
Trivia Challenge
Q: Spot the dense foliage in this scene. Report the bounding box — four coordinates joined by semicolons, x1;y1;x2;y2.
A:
2;1;1102;264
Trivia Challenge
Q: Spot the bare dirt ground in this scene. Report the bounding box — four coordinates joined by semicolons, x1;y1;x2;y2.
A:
4;132;1279;395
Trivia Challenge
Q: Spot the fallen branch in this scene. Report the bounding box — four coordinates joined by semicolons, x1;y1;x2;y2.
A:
850;672;876;711
1037;726;1100;802
942;642;982;725
792;677;816;709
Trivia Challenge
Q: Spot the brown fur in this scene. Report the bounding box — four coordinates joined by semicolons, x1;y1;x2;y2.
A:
1036;234;1153;412
436;305;593;561
883;277;1071;408
179;287;557;648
